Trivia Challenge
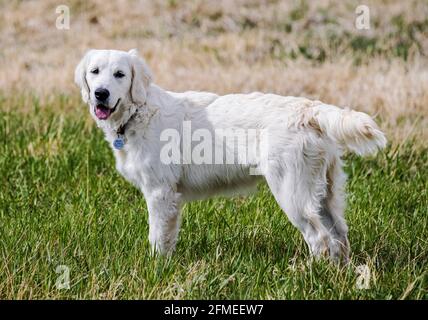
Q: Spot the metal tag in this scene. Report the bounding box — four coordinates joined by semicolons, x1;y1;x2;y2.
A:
113;136;125;150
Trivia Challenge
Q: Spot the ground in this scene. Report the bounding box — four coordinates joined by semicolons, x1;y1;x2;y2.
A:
0;0;427;299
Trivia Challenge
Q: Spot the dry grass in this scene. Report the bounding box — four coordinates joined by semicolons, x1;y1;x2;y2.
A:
1;0;427;142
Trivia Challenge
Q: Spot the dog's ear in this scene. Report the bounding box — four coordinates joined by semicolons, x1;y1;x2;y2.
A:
74;50;93;103
128;49;152;105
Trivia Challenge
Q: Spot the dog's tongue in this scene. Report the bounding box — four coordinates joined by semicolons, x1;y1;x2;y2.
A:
95;105;111;120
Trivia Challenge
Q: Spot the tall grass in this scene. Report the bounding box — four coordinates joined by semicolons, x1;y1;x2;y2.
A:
1;0;428;141
0;104;426;299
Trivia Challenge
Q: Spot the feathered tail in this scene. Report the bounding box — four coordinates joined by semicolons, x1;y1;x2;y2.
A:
311;104;387;156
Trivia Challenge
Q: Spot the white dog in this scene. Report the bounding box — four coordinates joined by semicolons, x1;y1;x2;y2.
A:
75;49;386;262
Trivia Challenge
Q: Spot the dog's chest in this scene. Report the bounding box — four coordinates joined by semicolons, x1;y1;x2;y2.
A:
114;147;146;188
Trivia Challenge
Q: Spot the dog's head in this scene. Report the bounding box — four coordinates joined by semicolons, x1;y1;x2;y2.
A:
75;49;152;123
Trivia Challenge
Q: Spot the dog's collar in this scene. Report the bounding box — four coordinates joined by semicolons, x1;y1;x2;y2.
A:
113;102;146;150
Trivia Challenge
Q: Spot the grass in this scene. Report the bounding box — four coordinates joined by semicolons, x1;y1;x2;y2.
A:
2;0;428;142
0;102;427;299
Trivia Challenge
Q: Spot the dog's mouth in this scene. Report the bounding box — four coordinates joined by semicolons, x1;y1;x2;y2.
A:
94;99;120;120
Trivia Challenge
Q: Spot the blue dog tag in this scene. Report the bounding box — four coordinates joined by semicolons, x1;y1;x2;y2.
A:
113;137;125;150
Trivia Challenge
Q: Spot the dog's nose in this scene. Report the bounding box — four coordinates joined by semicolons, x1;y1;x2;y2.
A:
95;88;110;101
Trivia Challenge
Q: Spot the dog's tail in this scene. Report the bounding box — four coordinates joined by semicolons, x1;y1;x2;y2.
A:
311;103;387;156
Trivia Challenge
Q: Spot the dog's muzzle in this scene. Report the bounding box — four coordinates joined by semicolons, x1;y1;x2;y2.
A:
94;99;121;120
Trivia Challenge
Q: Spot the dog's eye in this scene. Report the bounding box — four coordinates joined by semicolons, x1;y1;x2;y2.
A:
90;68;99;74
114;71;125;78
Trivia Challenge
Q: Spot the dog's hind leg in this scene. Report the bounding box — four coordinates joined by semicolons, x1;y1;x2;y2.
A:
321;158;350;262
264;154;344;262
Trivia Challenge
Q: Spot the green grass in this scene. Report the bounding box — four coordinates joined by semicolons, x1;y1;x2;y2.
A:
0;105;427;299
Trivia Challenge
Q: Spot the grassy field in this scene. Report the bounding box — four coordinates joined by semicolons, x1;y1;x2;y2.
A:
1;0;428;299
0;104;427;299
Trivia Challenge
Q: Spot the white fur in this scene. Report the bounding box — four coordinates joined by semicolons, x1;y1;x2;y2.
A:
75;49;387;262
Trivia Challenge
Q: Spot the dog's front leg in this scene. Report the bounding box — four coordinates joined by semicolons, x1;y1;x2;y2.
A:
145;187;182;255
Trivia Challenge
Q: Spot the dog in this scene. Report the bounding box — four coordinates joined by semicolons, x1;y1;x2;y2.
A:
75;49;386;262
